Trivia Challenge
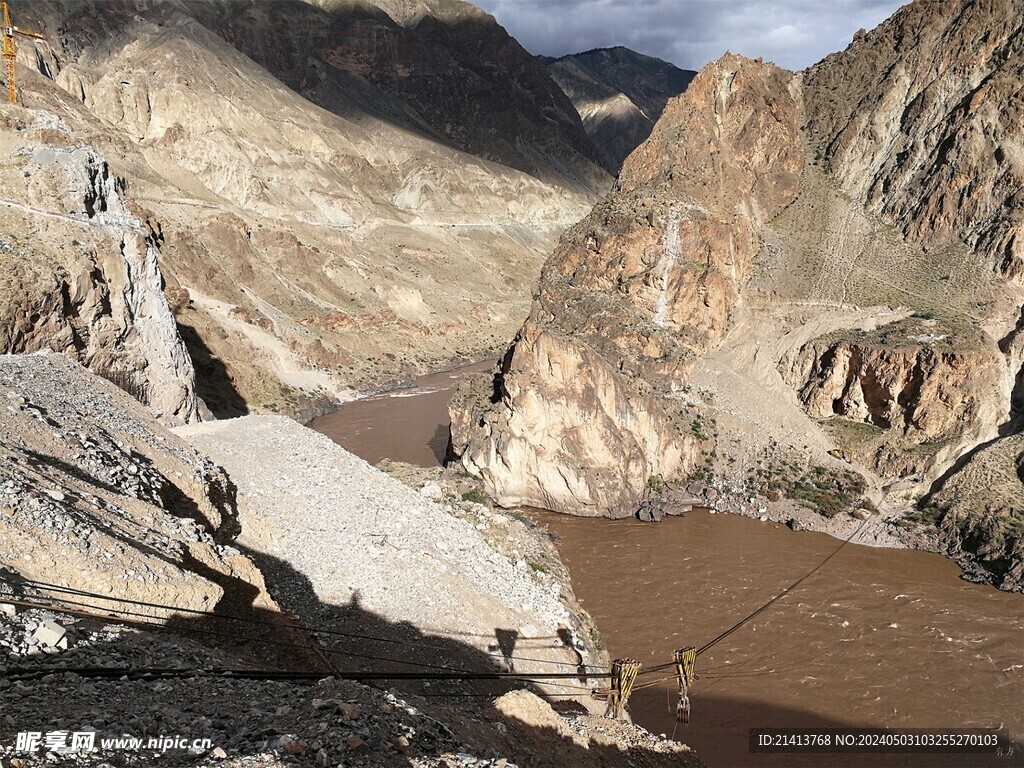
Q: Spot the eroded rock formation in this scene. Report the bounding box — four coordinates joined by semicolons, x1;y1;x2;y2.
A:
803;0;1024;281
780;322;1008;477
0;111;199;422
450;55;804;515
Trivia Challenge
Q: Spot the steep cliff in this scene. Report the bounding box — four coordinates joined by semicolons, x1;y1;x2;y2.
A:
450;55;804;516
0;108;199;422
803;0;1024;281
780;320;1007;478
543;47;696;172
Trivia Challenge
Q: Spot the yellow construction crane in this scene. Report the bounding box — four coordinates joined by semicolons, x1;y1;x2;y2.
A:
2;1;45;105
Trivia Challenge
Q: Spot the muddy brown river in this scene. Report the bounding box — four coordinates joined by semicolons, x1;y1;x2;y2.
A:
310;365;1024;768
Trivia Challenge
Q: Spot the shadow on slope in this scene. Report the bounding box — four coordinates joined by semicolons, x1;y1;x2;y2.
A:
23;0;605;192
176;322;249;419
0;446;697;766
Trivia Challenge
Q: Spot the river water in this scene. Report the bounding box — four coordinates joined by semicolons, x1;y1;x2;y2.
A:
309;361;491;466
310;365;1024;768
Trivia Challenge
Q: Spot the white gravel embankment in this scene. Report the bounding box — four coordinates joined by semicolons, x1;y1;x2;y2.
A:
175;416;577;669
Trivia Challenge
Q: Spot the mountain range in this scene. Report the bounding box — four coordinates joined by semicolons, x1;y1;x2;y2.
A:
540;47;696;172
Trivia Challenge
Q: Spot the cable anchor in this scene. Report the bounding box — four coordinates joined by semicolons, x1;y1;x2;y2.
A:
604;658;641;720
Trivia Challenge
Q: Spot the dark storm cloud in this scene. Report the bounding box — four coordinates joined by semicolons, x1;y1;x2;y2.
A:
472;0;906;71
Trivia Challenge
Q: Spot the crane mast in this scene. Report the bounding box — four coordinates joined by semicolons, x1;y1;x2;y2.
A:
2;1;46;105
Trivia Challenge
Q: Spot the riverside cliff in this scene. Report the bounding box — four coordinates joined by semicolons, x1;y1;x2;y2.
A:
451;55;805;516
450;0;1024;590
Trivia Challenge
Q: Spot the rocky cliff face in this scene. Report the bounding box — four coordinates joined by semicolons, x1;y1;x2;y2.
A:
803;0;1024;282
780;321;1007;478
449;326;701;516
543;47;696;172
449;55;803;515
0;109;199;422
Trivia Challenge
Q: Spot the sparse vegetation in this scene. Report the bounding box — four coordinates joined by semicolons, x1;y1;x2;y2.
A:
686;463;714;486
690;415;709;440
819;418;886;451
750;461;868;518
461;488;490;505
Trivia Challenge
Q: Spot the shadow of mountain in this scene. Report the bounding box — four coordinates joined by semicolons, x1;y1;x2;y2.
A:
1;444;697;766
429;422;450;465
176;322;248;419
0;540;705;767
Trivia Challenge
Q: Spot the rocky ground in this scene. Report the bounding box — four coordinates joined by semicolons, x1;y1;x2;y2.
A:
0;352;272;614
0;352;701;767
173;416;600;683
0;602;699;767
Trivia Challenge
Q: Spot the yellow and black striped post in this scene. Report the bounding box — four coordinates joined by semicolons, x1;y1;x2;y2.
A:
604;658;642;719
674;647;697;725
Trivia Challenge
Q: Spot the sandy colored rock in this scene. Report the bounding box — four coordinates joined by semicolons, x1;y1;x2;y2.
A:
450;55;804;516
0;113;199;423
5;0;609;419
0;353;273;616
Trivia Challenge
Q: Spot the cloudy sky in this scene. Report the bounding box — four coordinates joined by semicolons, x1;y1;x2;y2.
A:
472;0;905;72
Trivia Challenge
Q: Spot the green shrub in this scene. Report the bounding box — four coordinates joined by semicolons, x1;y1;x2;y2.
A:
461;488;490;505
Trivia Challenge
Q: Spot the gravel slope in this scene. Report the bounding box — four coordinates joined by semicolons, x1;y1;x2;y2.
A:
175;417;593;682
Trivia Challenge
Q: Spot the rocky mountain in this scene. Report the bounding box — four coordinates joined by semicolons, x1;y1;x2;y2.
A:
451;54;803;515
542;47;696;172
0;353;272;616
803;0;1023;281
450;0;1024;589
0;109;200;423
176;0;606;189
2;0;609;419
